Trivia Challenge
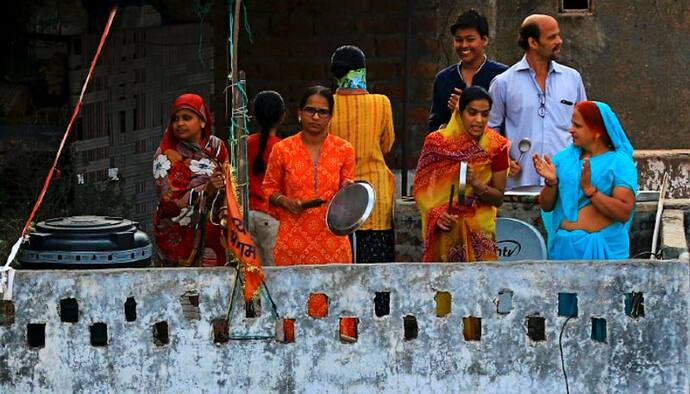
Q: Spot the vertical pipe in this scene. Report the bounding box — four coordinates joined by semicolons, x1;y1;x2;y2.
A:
229;1;249;228
231;0;241;85
650;172;668;259
401;0;413;196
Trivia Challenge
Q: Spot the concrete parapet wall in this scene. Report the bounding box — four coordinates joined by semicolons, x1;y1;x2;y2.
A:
0;262;688;393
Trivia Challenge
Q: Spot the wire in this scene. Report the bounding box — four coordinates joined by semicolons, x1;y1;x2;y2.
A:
559;316;574;394
191;0;212;69
224;262;279;340
631;249;664;259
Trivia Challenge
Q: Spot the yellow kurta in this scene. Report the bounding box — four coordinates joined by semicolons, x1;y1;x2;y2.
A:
329;89;395;230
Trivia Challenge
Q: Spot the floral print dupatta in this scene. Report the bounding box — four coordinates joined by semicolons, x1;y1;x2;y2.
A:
152;94;229;266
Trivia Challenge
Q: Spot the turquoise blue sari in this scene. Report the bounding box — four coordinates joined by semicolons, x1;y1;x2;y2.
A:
544;102;638;260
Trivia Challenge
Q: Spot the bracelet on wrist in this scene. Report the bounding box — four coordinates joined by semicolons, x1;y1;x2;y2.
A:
272;194;286;205
545;178;558;187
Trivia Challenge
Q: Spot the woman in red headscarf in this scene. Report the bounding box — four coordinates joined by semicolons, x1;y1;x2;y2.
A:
152;93;230;267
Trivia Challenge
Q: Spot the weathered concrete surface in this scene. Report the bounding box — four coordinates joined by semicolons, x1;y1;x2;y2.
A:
466;1;690;150
634;150;690;199
662;210;689;259
395;198;664;262
0;262;688;393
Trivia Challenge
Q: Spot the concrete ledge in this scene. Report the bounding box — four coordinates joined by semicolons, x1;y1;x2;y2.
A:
0;262;688;393
662;210;689;259
395;150;690;199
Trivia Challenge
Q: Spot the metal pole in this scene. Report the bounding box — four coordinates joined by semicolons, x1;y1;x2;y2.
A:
229;0;250;228
401;0;413;196
231;0;241;85
650;172;669;259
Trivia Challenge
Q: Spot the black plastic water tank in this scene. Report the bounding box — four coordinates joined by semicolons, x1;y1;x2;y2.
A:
17;216;152;269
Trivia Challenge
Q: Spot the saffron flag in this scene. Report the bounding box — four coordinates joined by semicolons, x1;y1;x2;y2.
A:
223;163;263;301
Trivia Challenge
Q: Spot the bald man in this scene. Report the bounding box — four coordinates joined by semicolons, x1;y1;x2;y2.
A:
488;14;586;190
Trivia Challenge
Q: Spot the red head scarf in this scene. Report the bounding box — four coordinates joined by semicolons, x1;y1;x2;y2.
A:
575;101;612;147
159;93;214;152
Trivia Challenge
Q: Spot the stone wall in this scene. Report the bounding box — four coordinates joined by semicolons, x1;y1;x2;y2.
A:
238;0;440;168
0;262;688;393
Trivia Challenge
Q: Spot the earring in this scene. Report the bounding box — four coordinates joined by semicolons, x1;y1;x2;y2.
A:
298;116;301;123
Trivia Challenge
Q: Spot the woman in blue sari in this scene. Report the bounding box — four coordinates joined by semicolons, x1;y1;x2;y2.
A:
533;101;637;260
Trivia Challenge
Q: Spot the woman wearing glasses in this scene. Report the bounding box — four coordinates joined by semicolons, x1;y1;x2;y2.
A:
327;45;396;263
533;101;637;259
263;85;355;265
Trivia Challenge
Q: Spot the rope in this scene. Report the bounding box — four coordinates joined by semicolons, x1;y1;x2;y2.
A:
221;0;279;340
192;0;212;69
227;0;252;169
241;1;253;44
224;263;279;341
1;7;118;300
2;7;117;269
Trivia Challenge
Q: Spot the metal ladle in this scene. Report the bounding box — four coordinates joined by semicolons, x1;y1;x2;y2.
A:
516;138;532;163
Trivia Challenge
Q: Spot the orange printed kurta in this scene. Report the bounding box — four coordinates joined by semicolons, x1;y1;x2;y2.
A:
329;90;395;230
263;132;355;265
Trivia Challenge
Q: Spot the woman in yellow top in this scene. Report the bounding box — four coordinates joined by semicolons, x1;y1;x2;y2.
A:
327;45;396;263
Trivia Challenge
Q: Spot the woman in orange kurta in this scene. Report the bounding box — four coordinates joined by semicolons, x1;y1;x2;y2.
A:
263;86;355;265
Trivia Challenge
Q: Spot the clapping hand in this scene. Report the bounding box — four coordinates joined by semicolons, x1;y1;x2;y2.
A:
580;158;596;195
532;154;557;184
447;88;463;111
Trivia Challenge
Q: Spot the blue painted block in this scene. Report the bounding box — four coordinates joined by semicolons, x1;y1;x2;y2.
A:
558;292;578;317
591;317;607;342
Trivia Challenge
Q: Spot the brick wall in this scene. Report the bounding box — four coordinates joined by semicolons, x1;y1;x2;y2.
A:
238;1;445;169
239;0;690;168
69;23;214;234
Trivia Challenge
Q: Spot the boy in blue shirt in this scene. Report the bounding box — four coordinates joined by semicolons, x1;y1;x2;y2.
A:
427;9;507;132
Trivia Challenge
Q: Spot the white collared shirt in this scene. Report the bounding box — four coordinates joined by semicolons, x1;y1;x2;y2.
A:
489;55;587;190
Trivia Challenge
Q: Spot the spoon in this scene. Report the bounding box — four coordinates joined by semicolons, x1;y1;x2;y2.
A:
516;138;532;163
